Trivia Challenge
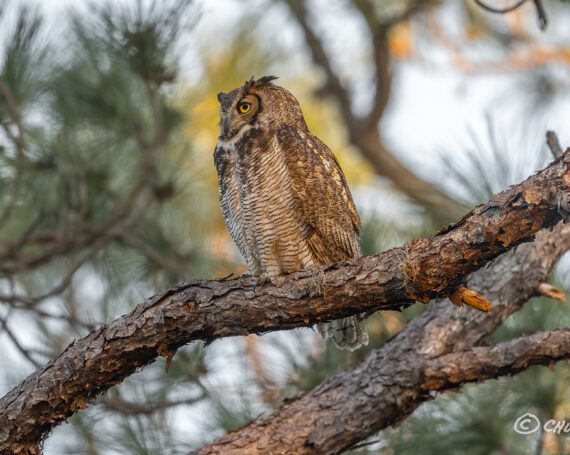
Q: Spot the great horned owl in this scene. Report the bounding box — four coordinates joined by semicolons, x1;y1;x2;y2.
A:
214;76;368;350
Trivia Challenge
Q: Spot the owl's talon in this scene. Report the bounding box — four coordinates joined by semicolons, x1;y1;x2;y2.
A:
258;272;273;284
253;272;277;291
308;269;326;297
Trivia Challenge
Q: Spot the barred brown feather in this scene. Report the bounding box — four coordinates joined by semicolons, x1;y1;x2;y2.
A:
214;76;368;350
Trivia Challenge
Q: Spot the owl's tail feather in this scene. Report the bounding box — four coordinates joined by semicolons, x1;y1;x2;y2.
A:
317;314;368;350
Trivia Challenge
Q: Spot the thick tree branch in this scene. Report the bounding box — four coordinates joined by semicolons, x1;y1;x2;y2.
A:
195;328;570;455
422;328;570;390
1;151;570;453
195;221;570;455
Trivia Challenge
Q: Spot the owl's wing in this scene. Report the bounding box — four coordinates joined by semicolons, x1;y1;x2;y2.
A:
277;125;361;264
214;143;248;262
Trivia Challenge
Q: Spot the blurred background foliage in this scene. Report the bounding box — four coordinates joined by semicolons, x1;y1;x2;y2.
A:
0;0;569;454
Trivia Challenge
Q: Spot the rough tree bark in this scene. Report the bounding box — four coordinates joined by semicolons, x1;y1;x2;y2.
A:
194;223;570;454
1;151;570;454
192;133;570;455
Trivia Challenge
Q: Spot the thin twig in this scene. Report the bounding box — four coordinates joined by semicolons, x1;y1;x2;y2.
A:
101;393;206;416
536;282;566;302
474;0;548;30
126;236;185;272
2;302;94;327
532;0;548;30
0;244;100;306
0;317;42;368
474;0;529;14
0;83;27;231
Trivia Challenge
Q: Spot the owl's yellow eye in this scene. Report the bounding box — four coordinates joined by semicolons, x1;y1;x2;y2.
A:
238;102;251;114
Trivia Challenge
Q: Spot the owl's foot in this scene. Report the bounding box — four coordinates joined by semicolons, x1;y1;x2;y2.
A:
253;272;278;291
317;315;369;350
257;272;274;284
307;268;326;297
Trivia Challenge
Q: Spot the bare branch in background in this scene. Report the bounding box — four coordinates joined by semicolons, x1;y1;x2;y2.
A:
532;0;548;30
474;0;530;14
0;81;27;231
101;392;207;416
283;0;468;222
0;315;42;369
474;0;548;30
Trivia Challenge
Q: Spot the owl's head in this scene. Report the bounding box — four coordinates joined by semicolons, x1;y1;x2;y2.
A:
217;76;307;141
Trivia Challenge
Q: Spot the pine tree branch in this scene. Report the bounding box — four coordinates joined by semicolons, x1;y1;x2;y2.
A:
193;222;570;455
0;82;165;277
422;328;570;390
194;329;570;455
1;150;570;454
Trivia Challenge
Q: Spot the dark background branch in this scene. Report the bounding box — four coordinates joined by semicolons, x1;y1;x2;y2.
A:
282;0;468;222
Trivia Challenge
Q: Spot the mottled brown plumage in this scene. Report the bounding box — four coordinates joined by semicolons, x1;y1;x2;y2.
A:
214;76;368;349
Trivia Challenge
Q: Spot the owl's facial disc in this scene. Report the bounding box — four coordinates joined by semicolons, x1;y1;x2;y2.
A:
218;92;261;140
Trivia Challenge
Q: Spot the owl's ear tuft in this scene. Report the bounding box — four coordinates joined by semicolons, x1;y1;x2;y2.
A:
242;76;256;92
256;75;278;85
217;92;227;104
